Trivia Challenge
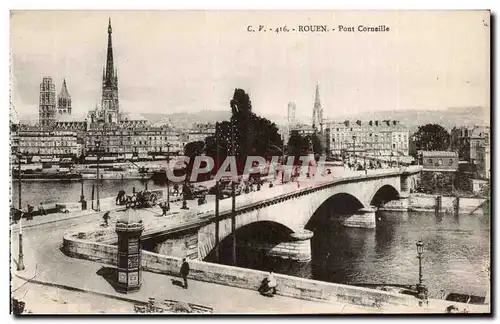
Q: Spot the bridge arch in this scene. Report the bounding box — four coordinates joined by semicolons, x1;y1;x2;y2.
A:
369;184;400;207
307;192;366;226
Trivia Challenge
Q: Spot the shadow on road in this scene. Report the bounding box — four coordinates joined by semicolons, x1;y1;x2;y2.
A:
171;279;184;288
96;267;121;292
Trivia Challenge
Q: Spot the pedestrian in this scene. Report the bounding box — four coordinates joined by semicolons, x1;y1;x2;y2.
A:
267;271;277;295
161;202;168;216
103;211;110;226
38;202;46;216
180;258;190;289
27;204;34;220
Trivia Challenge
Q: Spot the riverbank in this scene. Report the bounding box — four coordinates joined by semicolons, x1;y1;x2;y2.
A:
379;193;488;215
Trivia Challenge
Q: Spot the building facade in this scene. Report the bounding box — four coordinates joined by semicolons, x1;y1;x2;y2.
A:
15;126;79;158
326;120;409;157
450;125;490;163
38;77;57;127
186;123;216;143
85;125;182;158
420;151;459;172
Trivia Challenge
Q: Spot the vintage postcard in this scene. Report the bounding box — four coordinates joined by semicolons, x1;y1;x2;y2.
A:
9;10;490;315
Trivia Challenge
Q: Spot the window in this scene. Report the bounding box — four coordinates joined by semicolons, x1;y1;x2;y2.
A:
438;159;443;166
428;159;433;164
449;159;453;166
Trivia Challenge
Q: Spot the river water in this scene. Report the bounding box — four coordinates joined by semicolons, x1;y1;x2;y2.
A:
10;179;164;207
12;180;490;298
215;210;490;298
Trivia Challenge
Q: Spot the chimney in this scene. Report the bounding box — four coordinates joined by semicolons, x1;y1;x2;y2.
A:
369;121;373;126
344;120;350;127
393;120;397;126
375;120;379;126
356;120;361;126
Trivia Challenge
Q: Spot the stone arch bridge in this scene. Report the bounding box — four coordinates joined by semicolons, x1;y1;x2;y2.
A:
142;166;422;262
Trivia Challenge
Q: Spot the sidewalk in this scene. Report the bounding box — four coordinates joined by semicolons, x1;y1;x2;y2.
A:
11;255;375;314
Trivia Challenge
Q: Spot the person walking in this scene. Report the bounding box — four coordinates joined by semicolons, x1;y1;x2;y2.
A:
102;211;110;227
160;202;168;216
180;258;190;289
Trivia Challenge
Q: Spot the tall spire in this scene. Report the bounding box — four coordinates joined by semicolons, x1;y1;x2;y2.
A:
59;78;70;98
104;17;115;85
312;82;323;130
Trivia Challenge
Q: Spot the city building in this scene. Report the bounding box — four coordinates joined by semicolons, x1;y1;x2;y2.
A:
476;145;490;179
186;123;216;143
38;77;57;127
450;125;490;163
326;120;409;157
15;125;79;159
85;125;182;160
290;123;316;136
420;151;459;172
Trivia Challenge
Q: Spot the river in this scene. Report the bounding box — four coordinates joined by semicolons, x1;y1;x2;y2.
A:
212;210;490;298
10;179;164;207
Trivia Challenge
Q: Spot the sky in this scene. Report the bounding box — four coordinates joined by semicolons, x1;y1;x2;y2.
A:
10;10;490;121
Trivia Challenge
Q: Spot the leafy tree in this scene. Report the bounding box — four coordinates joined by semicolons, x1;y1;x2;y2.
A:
184;141;205;158
286;131;324;163
205;89;283;173
412;124;450;151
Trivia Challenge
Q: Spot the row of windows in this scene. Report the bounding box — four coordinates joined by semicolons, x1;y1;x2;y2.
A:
426;158;455;166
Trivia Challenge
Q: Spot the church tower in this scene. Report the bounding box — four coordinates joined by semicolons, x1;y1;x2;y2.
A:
39;76;57;128
312;82;323;131
101;18;119;123
57;79;72;116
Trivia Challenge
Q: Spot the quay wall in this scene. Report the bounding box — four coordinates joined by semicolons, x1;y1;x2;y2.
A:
62;232;419;309
408;194;487;214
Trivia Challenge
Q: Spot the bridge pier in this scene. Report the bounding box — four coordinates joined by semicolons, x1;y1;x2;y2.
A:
379;191;410;211
343;206;377;229
237;229;314;262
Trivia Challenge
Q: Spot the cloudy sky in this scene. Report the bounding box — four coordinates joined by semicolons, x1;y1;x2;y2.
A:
10;10;490;120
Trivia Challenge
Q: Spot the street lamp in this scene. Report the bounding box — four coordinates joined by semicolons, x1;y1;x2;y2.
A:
166;143;171;211
95;139;101;212
416;240;427;300
352;135;357;165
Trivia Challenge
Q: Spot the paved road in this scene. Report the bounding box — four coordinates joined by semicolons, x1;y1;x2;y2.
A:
10;208;378;314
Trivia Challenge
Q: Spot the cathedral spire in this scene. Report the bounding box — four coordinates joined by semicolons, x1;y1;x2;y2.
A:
312;82;323;130
105;18;115;85
59;78;70;98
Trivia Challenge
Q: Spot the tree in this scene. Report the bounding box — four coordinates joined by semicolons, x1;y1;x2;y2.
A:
205;89;283;173
286;131;324;163
412;124;450;152
183;141;205;181
184;141;205;158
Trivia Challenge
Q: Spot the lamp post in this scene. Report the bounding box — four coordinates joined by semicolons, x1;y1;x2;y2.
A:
95;139;101;212
166;143;171;211
214;122;220;263
416;240;427;300
352;135;357;165
231;118;237;266
16;152;24;271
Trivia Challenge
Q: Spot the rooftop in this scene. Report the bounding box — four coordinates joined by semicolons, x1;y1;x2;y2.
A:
421;151;458;157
